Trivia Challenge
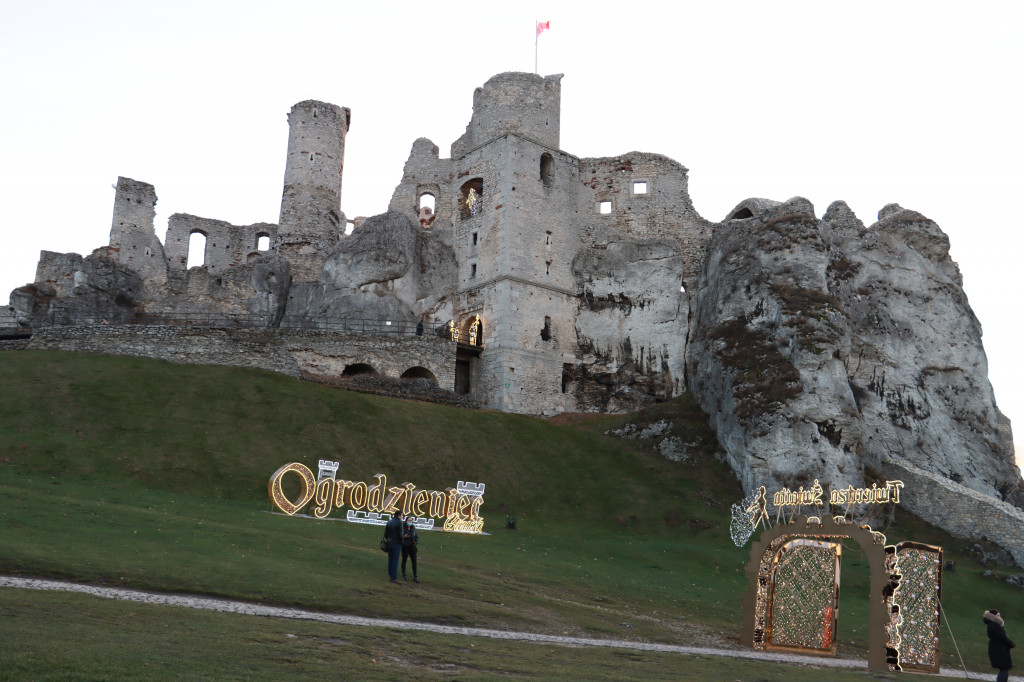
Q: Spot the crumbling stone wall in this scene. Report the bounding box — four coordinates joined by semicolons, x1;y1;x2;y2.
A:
164;213;277;282
26;325;455;389
876;454;1024;567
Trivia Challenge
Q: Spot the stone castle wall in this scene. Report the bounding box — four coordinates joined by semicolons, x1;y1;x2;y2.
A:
876;454;1024;567
26;325;456;389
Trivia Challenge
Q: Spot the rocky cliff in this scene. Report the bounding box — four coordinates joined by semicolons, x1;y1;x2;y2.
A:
687;197;1023;521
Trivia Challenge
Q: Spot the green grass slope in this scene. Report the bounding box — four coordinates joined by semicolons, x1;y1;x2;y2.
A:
0;351;1021;677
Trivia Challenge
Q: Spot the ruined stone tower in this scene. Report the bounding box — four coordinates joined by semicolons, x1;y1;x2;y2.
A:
278;100;351;282
448;73;580;413
107;177;166;299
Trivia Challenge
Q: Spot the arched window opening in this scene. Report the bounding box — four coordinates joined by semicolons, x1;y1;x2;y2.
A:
540;153;554;188
187;231;207;269
342;363;377;377
459;178;484;220
401;367;438;384
256;233;270;251
418;193;436;212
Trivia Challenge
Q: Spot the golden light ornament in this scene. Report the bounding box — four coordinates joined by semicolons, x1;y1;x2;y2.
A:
268;462;316;515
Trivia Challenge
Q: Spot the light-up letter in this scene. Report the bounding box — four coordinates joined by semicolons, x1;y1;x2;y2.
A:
349;481;368;510
268;462;316;515
366;474;387;512
312;478;335;519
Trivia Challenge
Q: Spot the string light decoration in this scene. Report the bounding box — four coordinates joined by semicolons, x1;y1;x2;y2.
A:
267;462;487;534
767;539;841;652
885;543;943;673
738;484;942;673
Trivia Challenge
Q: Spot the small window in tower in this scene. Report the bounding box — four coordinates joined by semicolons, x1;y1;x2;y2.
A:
632;180;649;195
598;200;612;214
541;316;552;341
470;263;477;278
545;231;551;246
310;154;314;162
472;231;478;246
540;153;554;188
546;261;551;277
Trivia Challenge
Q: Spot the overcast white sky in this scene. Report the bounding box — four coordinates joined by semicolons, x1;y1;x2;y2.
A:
1;0;1020;464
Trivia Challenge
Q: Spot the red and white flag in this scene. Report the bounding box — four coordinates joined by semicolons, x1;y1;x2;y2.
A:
536;20;550;37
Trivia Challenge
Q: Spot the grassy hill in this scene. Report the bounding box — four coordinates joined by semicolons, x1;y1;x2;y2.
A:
0;350;1020;678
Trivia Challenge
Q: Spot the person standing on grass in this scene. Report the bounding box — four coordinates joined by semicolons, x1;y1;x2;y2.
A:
984;609;1015;682
384;511;404;583
402;518;420;582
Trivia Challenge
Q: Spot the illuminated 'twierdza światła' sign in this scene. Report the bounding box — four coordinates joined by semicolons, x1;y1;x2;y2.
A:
268;460;486;534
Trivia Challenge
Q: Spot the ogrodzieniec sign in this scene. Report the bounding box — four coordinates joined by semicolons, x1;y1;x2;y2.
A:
268;460;486;534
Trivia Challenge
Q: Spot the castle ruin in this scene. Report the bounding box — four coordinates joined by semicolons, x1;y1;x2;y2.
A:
4;72;1022;561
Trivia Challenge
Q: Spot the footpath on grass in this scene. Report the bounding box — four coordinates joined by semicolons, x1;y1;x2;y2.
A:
0;576;992;680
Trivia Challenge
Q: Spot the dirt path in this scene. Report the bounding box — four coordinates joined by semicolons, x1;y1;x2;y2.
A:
1;576;994;680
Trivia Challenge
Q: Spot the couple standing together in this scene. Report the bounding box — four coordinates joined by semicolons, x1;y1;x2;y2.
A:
384;510;419;583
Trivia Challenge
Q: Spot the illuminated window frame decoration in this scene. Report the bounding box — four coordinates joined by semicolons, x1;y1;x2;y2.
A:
267;460;486;534
740;514;943;673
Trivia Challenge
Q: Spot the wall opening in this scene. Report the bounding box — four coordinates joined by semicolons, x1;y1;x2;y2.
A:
342;363;378;377
598;200;612;214
401;367;438;384
562;363;576;394
418;193;436;212
545;230;551;246
257;233;270;251
545;261;551;277
459;178;484;219
187;231;207;268
541;316;552;341
470;263;477;279
247;252;261;263
472;231;478;246
540;153;554;188
632;180;649;195
731;207;754;220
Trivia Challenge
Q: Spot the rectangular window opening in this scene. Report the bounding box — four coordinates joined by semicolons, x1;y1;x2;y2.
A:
632;180;649;195
599;200;612;214
470;263;477;278
472;231;478;246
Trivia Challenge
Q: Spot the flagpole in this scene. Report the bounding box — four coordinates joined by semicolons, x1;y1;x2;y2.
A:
535;22;538;74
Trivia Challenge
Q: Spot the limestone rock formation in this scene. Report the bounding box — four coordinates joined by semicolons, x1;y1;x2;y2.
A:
687;197;1023;518
319;211;456;322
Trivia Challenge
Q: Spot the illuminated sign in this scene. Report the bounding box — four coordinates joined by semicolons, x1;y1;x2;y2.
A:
268;460;486;534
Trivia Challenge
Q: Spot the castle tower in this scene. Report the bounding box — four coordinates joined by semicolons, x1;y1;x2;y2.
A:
450;73;580;414
277;100;351;282
107;176;167;299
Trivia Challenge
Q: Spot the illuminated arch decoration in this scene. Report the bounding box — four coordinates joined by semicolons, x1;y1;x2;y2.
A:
741;515;942;673
884;542;943;673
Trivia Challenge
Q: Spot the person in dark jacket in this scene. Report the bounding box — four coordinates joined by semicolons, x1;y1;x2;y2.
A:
383;511;404;583
985;609;1015;682
401;519;420;582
